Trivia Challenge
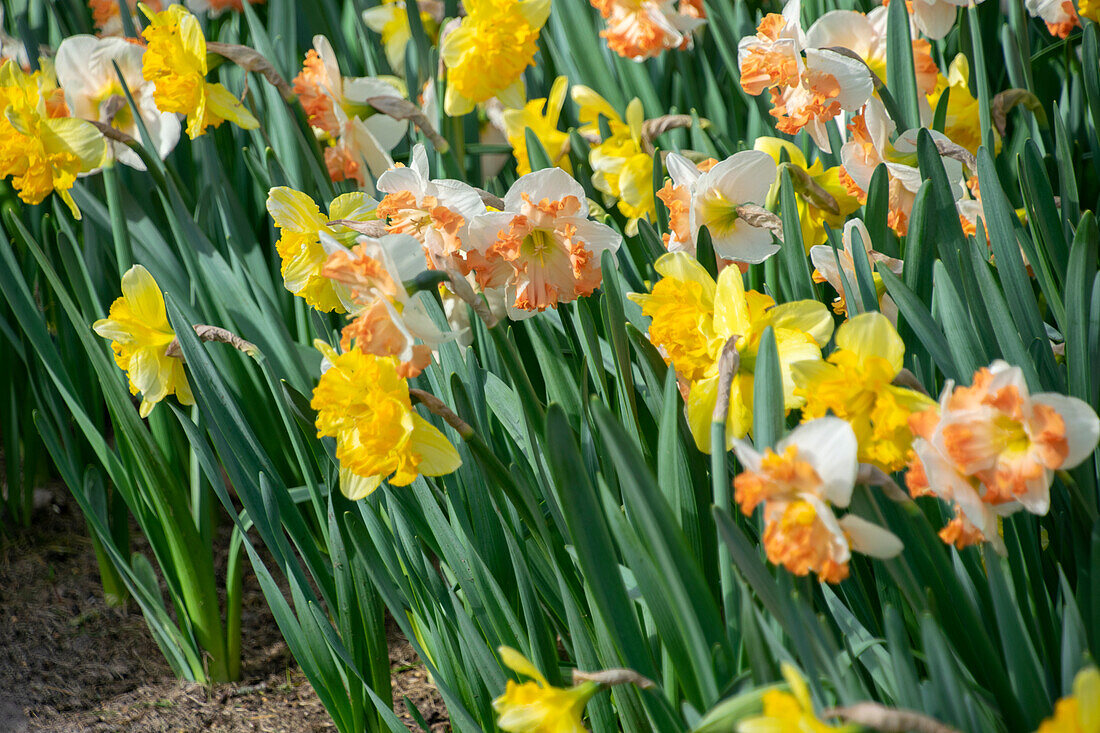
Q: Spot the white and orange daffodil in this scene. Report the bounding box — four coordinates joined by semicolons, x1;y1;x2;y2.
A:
906;0;985;40
54;35;180;171
0;8;30;69
589;0;705;61
1026;0;1081;37
906;361;1100;552
320;231;456;378
808;218;902;320
840;97;964;235
659;151;779;263
376;143;488;274
732;417;904;583
628;252;834;452
738;5;873;153
465;167;622;316
292;35;408;188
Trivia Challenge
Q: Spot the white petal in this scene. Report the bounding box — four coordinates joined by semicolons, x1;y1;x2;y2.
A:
805;48;874;112
664;152;702;189
840;514;904;558
711;221;779;264
504;167;587;213
1031;393;1100;469
696;150;776;207
466;211;516;252
804;10;875;58
778;417;858;507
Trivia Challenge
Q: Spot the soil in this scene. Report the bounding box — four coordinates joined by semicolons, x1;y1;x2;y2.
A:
0;487;449;732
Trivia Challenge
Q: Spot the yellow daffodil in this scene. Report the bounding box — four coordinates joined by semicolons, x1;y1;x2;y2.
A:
754;137;860;250
139;3;259;139
440;0;550;116
503;76;571;175
266;187;378;312
629;252;833;452
573;86;655;232
926;54;999;156
92;265;194;418
1036;665;1100;733
738;664;857;732
311;340;460;500
493;646;599;733
0;60;106;219
793;312;935;473
362;0;440;76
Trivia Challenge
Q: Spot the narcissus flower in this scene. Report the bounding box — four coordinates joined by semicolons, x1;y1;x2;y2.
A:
311;341;461;500
738;11;873;153
293;35;408;188
0;60;106;219
376;143;487;273
55;35;180;170
322;232;456;377
1026;0;1081;37
589;0;704;60
266;187;378;312
92;265;194;418
466;168;622;314
440;0;550;115
905;0;985;40
1036;665;1100;733
573;86;655;231
493;646;599;733
89;0;163;36
659;151;779;263
362;0;441;76
926;55;998;156
732;418;904;583
808;218;902;319
139;3;259;139
906;361;1100;550
503;76;571;175
737;664;857;732
794;312;935;472
629;252;833;452
754;136;860;249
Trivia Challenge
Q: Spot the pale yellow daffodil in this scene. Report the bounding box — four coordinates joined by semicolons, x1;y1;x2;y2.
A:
493;646;599;733
503;76;571;175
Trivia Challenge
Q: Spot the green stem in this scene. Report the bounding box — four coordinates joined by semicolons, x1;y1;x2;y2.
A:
225;526;245;682
102;165;133;279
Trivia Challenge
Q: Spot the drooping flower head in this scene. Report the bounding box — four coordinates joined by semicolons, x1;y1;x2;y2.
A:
311;341;461;500
92;265;194;418
794;312;935;472
589;0;704;60
139;3;259;139
493;646;599;733
732;418;904;583
440;0;551;116
266;187;378;312
465;167;622;314
292;35;408;188
629;252;834;452
55;35;181;170
0;60;106;219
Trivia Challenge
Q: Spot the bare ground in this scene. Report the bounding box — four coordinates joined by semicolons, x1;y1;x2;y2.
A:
0;489;448;732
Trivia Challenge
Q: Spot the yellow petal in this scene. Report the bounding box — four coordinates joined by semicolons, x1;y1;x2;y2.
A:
328;192;378;221
835;311;903;374
753;136;808;169
410;414;462;476
1074;666;1100;731
498;646;548;686
653;252;717;300
340;467;384;500
761;300;834;347
714;265;751;339
570;84;620;126
546;75;569;128
267;187;325;232
204;82;259;130
120;265;169;328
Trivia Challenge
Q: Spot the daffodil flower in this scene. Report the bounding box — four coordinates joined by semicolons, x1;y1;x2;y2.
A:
754;136;860;249
92;265;194;418
589;0;704;60
493;646;599;733
926;54;996;156
292;35;408;188
794;312;935;472
55;35;181;171
503;76;571;175
0;8;31;67
311;340;461;501
629;252;833;452
808;218;902;319
1036;665;1100;733
737;663;858;732
660;150;780;263
362;0;441;76
732;418;904;583
1026;0;1081;37
466;167;622;315
266;187;378;312
0;60;107;219
440;0;550;116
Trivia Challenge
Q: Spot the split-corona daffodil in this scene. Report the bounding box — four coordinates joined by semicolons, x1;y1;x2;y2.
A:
92;265;194;418
139;3;259;139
